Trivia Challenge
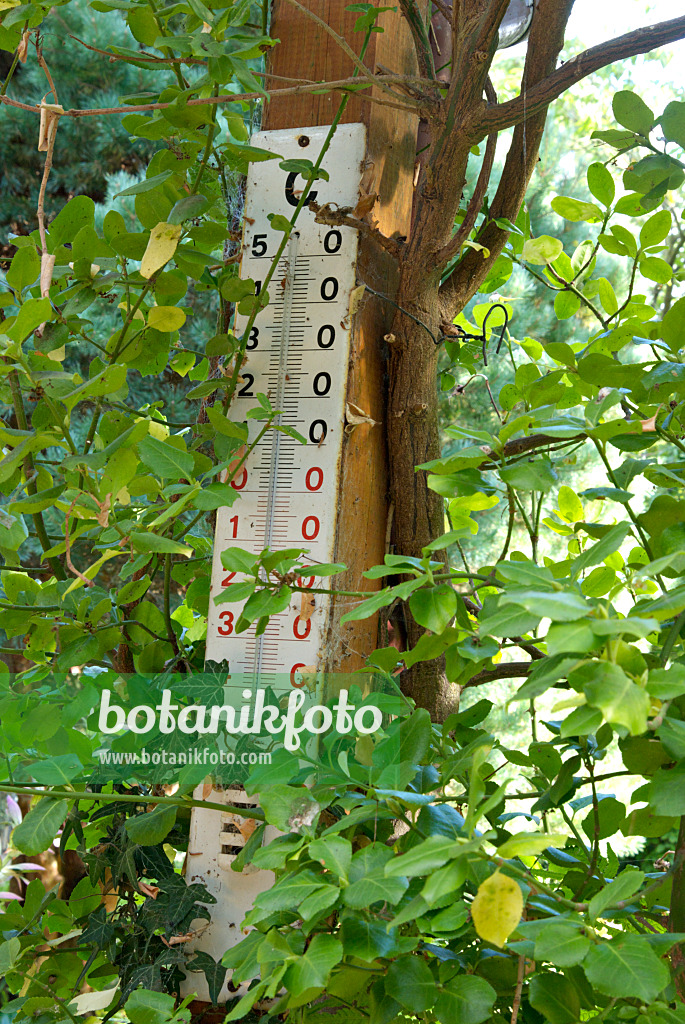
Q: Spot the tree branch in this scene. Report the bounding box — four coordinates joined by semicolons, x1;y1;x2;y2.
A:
435;77;497;266
463;660;532;688
482;15;685;135
439;0;574;317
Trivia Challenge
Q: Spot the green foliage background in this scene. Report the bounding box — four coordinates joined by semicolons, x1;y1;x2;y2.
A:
1;3;685;1024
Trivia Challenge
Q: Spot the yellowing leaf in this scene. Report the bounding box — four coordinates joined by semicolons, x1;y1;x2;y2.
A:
471;870;523;947
140;223;182;280
148;305;186;331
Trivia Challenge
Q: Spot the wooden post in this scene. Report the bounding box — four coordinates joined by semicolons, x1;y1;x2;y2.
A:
263;2;419;672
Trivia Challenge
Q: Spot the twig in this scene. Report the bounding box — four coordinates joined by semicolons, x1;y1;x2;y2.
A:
0;73;420;120
309;201;403;258
511;956;525;1024
35;51;60;258
65;500;94;588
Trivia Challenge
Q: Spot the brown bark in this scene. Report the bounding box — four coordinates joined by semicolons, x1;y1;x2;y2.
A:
386;0;575;718
669;816;685;1001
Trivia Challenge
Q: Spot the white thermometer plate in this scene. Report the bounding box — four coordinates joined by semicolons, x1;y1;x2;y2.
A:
206;123;366;682
183;125;365;1003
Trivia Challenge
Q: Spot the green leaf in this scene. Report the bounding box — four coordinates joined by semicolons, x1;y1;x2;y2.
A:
6;246;40;295
587;162;615;206
500;458;558;492
26;754;84;785
220;547;257;573
551;196;603;223
559;705;603;737
282;934;342;994
650;763;685;816
259;785;320;832
12;798;68;855
308;836;352;879
522;235;564;264
343;872;408;909
384;836;457;876
385;957;435;1013
341;917;397;962
0;937;21;974
502;589;587;622
613;91;654;135
571;522;632;580
115;171;174;197
661;99;685;148
125;989;177;1024
138;435;194;480
125;805;177;845
657;718;685;760
434;976;496;1024
662;297;685;351
130;532;193;556
168;194;212;224
554;291;581;320
588;869;645;921
409;584;456;633
49;195;95;248
533;923;591;967
340;587;395;624
7;298;52;342
546;621;597;657
528;973;580;1024
584;663;650;736
640;256;672;283
583;935;669;1002
640;209;672;247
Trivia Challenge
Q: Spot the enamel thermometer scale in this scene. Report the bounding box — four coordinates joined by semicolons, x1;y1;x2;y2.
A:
182;124;366;1002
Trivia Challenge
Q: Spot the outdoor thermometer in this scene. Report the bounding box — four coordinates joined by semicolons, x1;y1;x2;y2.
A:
182;123;366;1002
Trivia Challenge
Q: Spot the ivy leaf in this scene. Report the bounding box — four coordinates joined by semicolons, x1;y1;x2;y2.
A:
471;870;523;948
187;951;227;1006
125;805;177;846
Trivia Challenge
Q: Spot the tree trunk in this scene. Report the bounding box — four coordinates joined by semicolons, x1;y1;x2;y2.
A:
387;286;457;720
670;815;685;1001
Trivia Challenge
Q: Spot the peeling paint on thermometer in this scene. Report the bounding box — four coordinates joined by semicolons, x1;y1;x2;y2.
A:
207;122;365;679
181;124;365;1004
